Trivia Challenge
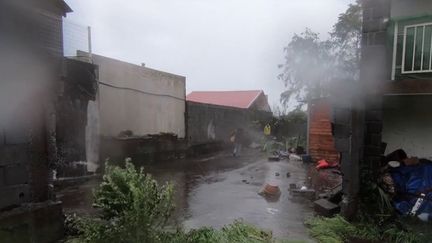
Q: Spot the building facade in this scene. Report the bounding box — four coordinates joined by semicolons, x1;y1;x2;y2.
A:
335;0;432;217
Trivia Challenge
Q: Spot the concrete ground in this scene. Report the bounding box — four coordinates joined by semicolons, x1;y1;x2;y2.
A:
147;149;315;241
57;148;316;241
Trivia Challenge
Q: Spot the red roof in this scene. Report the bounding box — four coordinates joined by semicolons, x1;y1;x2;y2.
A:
187;90;264;109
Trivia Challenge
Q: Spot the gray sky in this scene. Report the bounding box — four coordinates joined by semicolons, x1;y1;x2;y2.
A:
64;0;353;108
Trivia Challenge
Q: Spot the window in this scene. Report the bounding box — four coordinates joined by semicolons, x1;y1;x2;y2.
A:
402;22;432;73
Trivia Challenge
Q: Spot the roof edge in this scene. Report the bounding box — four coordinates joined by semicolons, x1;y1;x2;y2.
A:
245;90;264;109
59;0;72;14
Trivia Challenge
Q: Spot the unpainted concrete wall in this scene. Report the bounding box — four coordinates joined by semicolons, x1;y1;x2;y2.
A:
383;95;432;160
89;53;186;138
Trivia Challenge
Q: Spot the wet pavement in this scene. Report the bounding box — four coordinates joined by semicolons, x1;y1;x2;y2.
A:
174;152;313;240
57;149;315;241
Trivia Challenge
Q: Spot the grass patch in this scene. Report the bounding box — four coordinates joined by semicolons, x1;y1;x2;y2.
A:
306;215;427;243
306;215;379;243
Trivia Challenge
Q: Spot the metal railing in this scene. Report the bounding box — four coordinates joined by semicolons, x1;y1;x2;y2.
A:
63;19;92;57
402;22;432;74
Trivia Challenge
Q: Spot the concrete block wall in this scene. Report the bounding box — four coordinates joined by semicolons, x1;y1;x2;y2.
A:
187;102;272;145
0;202;63;243
361;0;390;172
329;0;391;219
0;0;65;212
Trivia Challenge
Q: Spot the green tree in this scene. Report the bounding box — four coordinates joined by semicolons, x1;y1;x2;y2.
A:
278;1;362;108
330;1;362;80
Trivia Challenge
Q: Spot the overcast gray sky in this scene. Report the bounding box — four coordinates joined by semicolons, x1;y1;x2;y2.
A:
64;0;354;108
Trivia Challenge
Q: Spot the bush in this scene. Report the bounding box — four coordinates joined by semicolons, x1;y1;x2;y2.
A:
77;159;174;243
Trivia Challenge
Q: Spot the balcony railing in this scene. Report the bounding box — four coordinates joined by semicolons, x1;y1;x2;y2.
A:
63;19;92;57
402;22;432;74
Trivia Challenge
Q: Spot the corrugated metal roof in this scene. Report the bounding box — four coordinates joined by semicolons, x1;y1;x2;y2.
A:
186;90;263;109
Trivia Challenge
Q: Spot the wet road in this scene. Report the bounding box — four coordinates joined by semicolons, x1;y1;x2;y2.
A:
147;149;315;241
58;149;315;241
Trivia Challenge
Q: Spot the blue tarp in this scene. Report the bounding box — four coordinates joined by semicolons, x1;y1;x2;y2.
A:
390;160;432;215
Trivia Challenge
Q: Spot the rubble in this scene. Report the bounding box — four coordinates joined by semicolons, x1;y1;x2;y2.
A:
259;183;281;198
290;185;316;200
314;199;340;217
268;156;280;161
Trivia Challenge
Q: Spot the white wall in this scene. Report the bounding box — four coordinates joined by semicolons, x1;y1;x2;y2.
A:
91;54;186;138
383;95;432;160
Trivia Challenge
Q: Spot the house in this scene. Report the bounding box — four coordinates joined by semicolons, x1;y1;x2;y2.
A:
0;0;74;241
187;90;271;112
332;0;432;218
186;90;272;146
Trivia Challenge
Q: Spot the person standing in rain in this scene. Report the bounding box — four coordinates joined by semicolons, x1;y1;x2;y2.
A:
264;123;271;137
230;128;243;157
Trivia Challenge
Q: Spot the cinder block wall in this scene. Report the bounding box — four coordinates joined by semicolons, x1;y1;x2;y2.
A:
361;0;391;171
0;0;66;210
187;101;272;145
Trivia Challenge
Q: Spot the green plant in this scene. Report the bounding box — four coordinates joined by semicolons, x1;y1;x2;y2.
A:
160;220;275;243
306;215;382;243
77;159;174;242
306;215;427;243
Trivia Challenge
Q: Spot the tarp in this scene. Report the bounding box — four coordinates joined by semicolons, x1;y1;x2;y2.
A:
391;160;432;215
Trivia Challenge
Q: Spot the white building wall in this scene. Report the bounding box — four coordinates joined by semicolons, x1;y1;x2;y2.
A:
91;53;186;138
383;95;432;160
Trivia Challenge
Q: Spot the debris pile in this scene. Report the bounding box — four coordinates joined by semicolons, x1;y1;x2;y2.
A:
379;149;432;222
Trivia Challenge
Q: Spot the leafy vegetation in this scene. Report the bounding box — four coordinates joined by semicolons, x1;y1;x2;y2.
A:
68;159;174;243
